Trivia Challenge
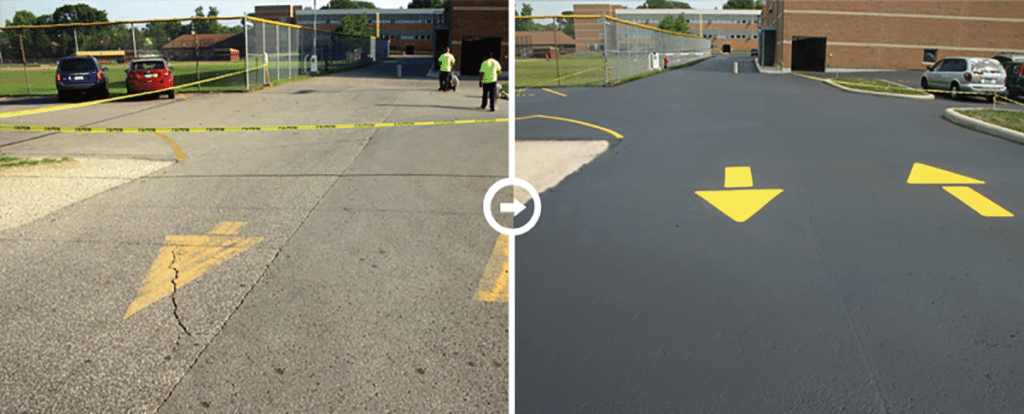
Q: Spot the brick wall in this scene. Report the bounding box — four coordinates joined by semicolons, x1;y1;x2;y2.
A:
775;0;1024;70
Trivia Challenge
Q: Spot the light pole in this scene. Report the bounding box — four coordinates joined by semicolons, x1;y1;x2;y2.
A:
311;0;319;73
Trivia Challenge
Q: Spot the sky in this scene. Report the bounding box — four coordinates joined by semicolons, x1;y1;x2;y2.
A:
520;1;733;16
1;0;413;27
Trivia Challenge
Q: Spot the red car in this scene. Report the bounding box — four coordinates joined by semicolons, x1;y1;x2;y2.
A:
125;58;175;99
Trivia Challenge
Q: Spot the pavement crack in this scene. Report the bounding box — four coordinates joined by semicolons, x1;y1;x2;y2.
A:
169;248;191;336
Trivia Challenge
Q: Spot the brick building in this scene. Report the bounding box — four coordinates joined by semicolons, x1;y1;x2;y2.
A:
295;8;444;55
161;33;245;61
253;5;303;24
515;30;576;57
760;0;1024;71
445;0;508;76
572;4;621;52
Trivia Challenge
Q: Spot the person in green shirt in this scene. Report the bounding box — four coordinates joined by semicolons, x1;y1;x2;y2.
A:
438;47;456;92
479;51;502;111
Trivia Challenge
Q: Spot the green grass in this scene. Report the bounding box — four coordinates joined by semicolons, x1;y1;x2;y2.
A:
0;60;250;96
832;78;930;96
956;109;1024;133
0;155;72;168
516;52;609;87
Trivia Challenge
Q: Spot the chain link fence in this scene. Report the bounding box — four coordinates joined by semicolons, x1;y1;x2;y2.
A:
0;15;386;96
515;15;710;87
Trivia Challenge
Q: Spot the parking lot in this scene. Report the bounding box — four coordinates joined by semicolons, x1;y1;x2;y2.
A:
0;57;508;412
516;54;1024;413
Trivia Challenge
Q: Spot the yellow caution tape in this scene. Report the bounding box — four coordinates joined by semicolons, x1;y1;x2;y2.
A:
0;118;508;134
0;64;267;120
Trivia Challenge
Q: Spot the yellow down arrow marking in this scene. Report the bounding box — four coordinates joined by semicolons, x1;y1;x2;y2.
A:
696;189;784;222
124;222;263;319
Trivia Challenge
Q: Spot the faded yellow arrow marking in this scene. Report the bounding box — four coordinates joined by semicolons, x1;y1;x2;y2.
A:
124;222;262;319
475;234;508;303
696;166;783;222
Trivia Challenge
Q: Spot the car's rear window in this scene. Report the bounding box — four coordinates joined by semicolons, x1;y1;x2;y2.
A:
58;59;97;72
131;61;166;71
970;59;1003;73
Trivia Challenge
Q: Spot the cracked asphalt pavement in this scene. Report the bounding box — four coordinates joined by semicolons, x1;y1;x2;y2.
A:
0;57;508;412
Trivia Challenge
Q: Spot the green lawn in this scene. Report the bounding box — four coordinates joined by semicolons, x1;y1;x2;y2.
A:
832;78;930;96
516;52;609;87
956;109;1024;133
0;60;250;96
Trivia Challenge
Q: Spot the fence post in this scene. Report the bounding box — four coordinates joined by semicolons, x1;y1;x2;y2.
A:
276;23;280;83
288;25;292;79
131;23;137;59
244;16;250;91
602;13;610;86
19;34;30;95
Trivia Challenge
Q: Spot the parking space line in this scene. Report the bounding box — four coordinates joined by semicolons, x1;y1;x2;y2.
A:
516;114;623;139
474;234;508;303
153;132;187;161
541;88;567;97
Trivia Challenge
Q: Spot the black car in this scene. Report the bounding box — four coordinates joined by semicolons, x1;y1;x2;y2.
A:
55;56;109;102
993;52;1024;100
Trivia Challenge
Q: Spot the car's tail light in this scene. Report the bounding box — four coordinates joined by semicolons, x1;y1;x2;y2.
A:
964;73;972;82
55;72;61;82
1019;65;1023;76
97;70;104;81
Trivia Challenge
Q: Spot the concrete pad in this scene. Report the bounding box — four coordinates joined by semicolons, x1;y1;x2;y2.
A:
0;158;172;231
513;140;610;203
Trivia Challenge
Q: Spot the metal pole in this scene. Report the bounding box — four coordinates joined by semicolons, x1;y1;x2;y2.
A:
193;23;201;92
288;25;292;79
276;23;280;82
73;28;79;54
311;0;318;73
554;27;560;86
602;13;610;86
19;34;30;95
131;23;137;59
244;16;250;90
262;21;267;80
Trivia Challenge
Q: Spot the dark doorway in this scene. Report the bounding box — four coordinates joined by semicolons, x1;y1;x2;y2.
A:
433;29;450;70
792;36;826;72
461;37;501;77
405;45;415;55
761;30;776;66
722;44;731;53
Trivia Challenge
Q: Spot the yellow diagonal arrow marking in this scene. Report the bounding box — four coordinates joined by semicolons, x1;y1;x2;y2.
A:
124;222;263;319
696;189;784;222
942;186;1013;217
474;234;508;303
907;163;984;184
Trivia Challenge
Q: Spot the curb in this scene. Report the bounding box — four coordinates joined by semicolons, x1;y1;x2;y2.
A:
943;107;1024;145
823;78;934;100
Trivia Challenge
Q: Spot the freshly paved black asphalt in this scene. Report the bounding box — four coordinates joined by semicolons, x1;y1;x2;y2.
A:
515;55;1024;413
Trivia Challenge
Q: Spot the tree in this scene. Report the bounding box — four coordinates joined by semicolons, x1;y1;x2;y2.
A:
192;6;233;35
556;11;574;38
723;0;764;9
638;0;691;9
407;0;444;8
324;0;377;9
333;13;374;37
515;4;545;31
50;4;128;56
3;11;55;60
657;13;689;34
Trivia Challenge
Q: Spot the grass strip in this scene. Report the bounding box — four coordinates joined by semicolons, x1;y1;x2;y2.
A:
613;56;713;85
955;109;1024;133
832;78;930;96
0;155;73;168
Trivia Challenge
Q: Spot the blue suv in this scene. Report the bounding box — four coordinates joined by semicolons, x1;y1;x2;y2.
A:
55;56;109;102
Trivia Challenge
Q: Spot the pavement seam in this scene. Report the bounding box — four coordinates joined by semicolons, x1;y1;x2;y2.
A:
808;215;891;413
153;93;391;412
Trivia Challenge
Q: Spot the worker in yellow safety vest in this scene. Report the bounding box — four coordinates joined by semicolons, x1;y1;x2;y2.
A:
478;51;502;111
438;47;455;92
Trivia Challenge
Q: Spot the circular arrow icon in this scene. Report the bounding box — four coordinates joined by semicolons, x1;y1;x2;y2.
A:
483;178;541;236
